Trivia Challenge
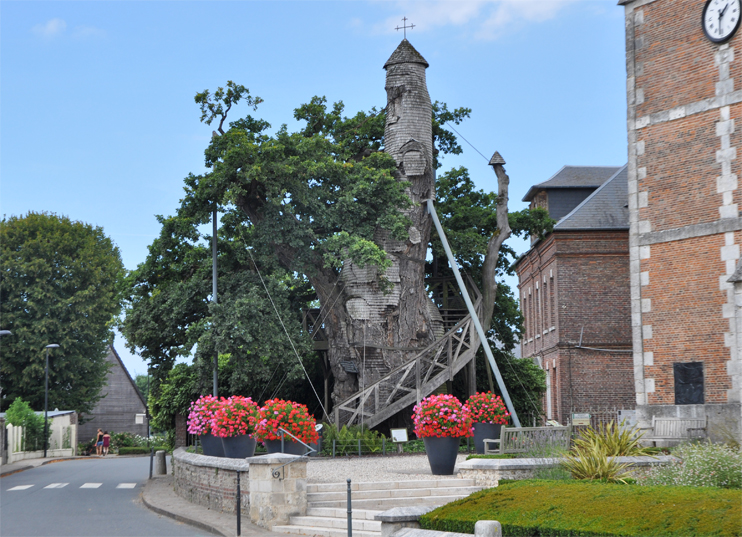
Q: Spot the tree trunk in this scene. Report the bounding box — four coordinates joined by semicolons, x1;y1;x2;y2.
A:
315;41;440;406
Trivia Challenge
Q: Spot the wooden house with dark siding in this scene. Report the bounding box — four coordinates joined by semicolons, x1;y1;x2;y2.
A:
78;346;147;443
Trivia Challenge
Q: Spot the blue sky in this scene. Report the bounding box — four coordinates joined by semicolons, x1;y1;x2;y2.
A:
1;0;628;378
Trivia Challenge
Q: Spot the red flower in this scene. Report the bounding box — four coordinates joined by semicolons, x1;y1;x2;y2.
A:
254;398;319;444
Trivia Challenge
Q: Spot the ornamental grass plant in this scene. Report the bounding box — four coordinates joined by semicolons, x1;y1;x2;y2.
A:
255;398;319;445
560;420;651;483
211;395;260;438
465;392;509;424
412;394;473;438
638;440;742;489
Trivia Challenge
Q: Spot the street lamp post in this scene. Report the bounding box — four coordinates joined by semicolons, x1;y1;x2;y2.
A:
0;330;13;337
44;344;60;458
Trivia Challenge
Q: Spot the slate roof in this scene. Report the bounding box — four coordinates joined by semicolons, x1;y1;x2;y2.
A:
522;165;622;202
384;39;429;69
554;165;629;230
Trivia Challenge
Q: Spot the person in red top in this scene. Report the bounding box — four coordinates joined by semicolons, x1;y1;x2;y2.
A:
102;431;111;456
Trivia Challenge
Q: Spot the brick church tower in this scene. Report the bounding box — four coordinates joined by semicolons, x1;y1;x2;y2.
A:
619;0;742;441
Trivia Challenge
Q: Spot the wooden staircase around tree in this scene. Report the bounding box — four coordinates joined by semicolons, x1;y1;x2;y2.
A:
305;277;483;429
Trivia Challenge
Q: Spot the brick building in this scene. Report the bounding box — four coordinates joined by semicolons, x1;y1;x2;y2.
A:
619;0;742;441
514;165;634;425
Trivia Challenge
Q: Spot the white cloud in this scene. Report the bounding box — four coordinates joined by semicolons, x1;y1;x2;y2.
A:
378;0;581;40
32;18;67;38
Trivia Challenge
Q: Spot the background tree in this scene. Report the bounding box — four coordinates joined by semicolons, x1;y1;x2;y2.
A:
429;167;553;423
134;374;149;405
0;212;126;414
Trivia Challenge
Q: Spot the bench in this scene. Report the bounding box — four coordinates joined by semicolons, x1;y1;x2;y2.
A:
483;425;572;455
639;416;707;447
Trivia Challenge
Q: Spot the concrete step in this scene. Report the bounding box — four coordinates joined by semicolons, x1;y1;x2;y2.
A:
289;516;382;531
307;486;480;503
308;494;471;510
307;507;382;521
272;524;379;537
307;479;476;493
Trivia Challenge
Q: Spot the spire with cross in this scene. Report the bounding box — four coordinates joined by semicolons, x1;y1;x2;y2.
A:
395;17;415;39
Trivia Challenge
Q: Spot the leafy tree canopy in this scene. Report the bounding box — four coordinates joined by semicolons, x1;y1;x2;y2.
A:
123;83;552;425
0;212;126;414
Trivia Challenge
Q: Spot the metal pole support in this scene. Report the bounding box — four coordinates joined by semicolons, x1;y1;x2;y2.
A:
346;478;352;537
236;470;241;536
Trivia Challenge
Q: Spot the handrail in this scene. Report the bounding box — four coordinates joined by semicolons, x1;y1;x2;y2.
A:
270;427;316;480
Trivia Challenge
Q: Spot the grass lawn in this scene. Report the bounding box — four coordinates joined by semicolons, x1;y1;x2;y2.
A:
420;480;742;537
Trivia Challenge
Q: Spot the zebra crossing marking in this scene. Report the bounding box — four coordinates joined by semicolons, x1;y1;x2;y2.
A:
8;482;137;490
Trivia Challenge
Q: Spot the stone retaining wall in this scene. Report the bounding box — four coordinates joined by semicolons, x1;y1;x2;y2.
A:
172;447;308;529
457;456;676;487
173;448;250;514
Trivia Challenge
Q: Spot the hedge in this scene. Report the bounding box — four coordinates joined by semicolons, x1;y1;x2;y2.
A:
419;480;741;537
117;446;167;455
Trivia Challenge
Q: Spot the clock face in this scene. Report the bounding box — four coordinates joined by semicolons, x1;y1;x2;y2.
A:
703;0;742;43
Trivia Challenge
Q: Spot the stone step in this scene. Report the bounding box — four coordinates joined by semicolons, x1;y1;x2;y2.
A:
307;486;480;502
307;507;382;521
289;515;382;531
307;479;475;493
308;494;470;510
272;524;380;537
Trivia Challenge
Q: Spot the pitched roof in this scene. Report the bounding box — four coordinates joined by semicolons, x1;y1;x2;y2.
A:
522;165;622;202
554;165;629;230
384;39;429;69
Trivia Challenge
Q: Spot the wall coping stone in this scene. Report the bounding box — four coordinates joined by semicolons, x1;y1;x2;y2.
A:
376;506;436;523
173;446;250;471
173;447;302;471
457;455;675;471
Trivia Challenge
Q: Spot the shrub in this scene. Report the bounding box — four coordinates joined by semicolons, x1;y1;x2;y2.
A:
5;397;50;451
420;480;742;537
118;446;167;455
639;441;742;489
110;432;148;452
412;394;473;438
321;423;386;455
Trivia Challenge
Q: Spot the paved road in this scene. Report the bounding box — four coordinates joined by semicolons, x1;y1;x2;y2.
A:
0;457;212;536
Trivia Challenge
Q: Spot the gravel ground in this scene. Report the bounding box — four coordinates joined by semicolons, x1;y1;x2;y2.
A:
306;453;471;483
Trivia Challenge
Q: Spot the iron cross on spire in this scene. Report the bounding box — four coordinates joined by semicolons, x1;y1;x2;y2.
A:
395;17;415;39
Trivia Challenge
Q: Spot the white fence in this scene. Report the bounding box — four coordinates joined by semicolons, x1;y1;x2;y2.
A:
4;417;77;465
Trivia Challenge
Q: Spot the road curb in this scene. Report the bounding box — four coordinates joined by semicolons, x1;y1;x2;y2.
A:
0;465;33;478
140;481;227;537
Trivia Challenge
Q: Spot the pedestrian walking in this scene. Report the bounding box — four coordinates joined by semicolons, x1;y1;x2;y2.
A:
95;429;104;456
102;431;111;456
